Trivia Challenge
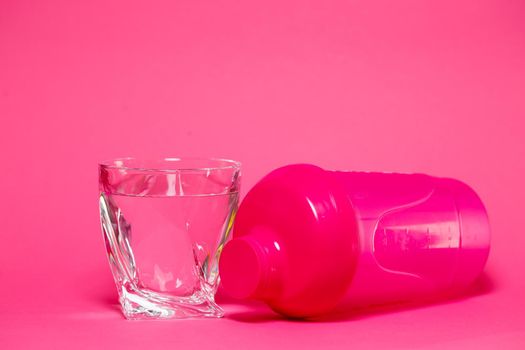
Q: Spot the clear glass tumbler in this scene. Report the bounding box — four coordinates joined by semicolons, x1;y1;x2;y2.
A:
98;158;241;319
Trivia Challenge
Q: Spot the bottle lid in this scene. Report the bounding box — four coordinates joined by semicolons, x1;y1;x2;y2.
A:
219;237;266;299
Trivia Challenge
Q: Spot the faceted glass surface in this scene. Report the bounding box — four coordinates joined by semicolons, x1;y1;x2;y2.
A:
99;158;241;319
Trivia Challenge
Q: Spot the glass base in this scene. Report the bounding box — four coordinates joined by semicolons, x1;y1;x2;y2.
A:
119;283;224;320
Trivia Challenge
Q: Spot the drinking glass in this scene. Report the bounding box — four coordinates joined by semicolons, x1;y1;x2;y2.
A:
98;158;241;319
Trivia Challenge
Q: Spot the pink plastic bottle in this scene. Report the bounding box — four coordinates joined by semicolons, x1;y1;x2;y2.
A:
219;164;490;318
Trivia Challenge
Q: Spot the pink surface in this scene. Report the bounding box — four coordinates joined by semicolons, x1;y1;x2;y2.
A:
1;0;524;348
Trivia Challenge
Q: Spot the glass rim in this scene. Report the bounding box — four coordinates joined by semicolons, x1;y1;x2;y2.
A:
99;157;242;173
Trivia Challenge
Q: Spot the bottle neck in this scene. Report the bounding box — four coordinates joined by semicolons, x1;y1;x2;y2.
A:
219;227;283;300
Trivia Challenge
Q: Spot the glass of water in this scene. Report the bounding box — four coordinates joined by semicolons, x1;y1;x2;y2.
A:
98;158;241;319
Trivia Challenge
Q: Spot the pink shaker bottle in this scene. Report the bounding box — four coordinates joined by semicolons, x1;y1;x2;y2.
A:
219;164;490;318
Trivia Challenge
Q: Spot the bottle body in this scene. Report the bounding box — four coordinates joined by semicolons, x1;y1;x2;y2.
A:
219;165;490;318
334;171;490;309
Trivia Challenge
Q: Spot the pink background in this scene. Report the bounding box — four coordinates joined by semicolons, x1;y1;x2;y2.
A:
1;0;524;348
